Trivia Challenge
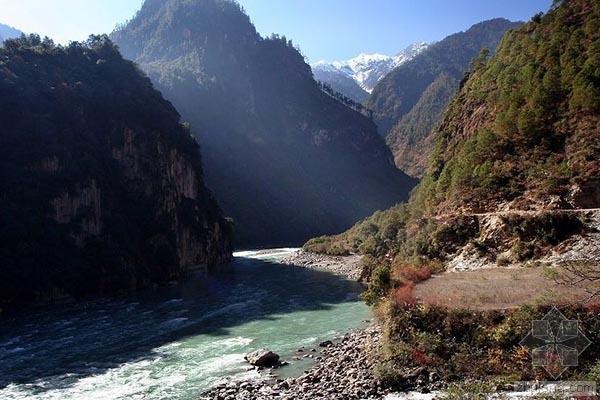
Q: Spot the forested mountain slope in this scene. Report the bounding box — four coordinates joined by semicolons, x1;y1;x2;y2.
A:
111;0;415;247
366;19;521;177
422;0;599;213
305;0;600;386
307;0;599;272
0;35;232;311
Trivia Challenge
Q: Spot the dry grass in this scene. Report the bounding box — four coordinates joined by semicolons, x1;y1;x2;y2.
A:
414;267;596;310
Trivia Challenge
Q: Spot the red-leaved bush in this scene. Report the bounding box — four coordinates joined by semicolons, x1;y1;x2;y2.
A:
396;265;432;284
411;349;434;366
393;281;416;307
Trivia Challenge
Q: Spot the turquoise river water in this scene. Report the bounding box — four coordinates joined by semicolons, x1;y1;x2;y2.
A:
0;249;371;400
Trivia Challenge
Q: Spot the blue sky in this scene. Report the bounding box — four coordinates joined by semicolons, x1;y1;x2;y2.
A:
1;0;551;62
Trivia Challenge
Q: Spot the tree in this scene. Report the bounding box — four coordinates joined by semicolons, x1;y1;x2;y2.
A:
547;245;600;303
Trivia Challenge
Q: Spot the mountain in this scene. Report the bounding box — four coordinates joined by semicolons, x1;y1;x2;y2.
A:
422;2;599;214
385;72;459;177
307;0;599;266
311;63;370;103
0;22;22;44
305;0;599;384
0;35;232;312
311;42;427;102
111;0;416;248
366;19;521;173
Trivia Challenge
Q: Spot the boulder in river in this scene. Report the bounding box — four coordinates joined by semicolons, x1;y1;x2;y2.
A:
245;349;280;367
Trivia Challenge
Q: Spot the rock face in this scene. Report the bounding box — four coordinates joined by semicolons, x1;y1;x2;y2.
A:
0;35;232;312
365;19;521;177
111;0;416;248
245;350;280;367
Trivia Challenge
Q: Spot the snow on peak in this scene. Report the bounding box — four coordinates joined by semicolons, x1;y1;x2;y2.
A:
311;42;428;93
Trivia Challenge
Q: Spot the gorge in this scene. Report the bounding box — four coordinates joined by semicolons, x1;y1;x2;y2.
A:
1;0;599;399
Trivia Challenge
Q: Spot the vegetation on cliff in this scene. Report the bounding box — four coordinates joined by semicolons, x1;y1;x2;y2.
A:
0;34;232;311
111;0;416;247
307;0;599;273
421;0;599;213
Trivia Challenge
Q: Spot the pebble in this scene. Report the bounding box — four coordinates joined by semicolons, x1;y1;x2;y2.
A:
199;325;393;400
279;250;364;281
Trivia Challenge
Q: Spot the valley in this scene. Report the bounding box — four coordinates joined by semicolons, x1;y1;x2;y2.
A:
0;0;598;399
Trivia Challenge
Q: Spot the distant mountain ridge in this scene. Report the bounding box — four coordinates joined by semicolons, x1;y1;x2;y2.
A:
112;0;416;247
366;18;521;170
0;22;22;44
311;42;427;102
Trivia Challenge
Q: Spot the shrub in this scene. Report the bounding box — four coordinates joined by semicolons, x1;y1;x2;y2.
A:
496;254;511;266
361;263;391;305
379;303;599;391
511;240;537;261
586;361;600;385
373;361;407;389
503;212;584;246
394;264;432;284
392;282;417;307
442;381;497;399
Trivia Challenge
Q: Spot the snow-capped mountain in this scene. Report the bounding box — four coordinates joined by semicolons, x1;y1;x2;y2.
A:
312;42;428;102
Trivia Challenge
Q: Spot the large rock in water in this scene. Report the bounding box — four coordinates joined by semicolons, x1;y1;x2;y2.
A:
0;35;233;312
245;349;280;367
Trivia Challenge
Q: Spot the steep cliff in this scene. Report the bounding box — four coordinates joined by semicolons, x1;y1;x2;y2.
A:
0;35;232;311
111;0;416;247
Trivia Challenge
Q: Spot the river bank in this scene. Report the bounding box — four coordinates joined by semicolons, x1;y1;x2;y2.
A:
199;325;391;400
281;250;364;281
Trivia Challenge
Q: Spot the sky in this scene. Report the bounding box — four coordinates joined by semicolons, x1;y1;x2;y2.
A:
0;0;552;62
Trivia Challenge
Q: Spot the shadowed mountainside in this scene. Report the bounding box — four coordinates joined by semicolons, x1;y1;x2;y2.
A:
111;0;416;248
0;35;232;312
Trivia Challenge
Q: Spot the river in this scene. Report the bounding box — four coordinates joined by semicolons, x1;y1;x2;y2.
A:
0;249;371;400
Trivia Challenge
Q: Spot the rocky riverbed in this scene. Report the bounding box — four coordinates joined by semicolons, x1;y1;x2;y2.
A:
199;325;391;400
280;250;364;281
